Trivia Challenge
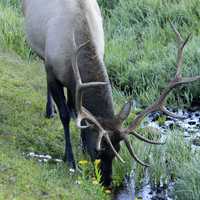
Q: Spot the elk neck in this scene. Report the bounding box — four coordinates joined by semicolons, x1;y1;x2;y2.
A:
75;41;115;120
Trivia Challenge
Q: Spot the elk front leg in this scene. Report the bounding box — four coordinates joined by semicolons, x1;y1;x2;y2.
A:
45;84;57;118
99;154;114;187
47;74;76;169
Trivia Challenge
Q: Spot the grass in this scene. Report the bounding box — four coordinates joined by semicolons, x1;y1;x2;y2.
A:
174;155;200;200
0;4;30;59
0;52;110;200
0;1;200;199
0;138;109;200
104;0;200;105
112;127;200;200
0;0;200;105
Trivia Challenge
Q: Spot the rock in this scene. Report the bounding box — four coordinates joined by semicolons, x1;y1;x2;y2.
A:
192;137;200;146
0;164;8;172
151;113;161;122
188;121;196;125
168;123;175;129
188;113;192;118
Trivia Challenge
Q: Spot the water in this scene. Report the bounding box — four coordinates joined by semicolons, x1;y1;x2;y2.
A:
115;109;200;200
24;152;63;163
115;171;135;200
147;109;200;136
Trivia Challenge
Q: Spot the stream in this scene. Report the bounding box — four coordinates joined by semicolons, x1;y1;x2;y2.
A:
115;108;200;200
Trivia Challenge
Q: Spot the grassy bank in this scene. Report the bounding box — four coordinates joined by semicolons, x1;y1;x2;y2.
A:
0;52;200;199
0;1;200;200
0;52;110;199
0;137;109;200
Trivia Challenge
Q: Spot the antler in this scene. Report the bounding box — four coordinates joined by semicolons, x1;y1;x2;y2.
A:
120;23;200;166
72;34;125;163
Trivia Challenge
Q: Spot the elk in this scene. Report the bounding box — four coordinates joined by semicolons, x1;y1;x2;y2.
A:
22;0;200;186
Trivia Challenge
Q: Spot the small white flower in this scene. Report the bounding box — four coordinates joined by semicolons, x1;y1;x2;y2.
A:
75;180;81;185
69;168;75;173
54;159;62;163
29;152;35;157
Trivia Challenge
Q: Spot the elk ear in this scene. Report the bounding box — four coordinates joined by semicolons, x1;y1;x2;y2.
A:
115;100;132;124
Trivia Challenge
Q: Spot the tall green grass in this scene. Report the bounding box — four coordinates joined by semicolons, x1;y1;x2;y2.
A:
104;0;200;105
0;0;200;104
0;3;30;58
112;128;200;200
174;156;200;200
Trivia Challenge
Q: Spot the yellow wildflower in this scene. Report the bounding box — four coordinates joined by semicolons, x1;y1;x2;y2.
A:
92;180;99;185
105;189;112;194
78;160;88;165
94;159;101;166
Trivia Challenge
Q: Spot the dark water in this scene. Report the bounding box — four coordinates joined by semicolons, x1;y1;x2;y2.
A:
115;108;200;200
115;170;174;200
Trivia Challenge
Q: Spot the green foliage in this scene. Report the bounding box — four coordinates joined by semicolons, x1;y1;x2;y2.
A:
174;156;200;200
149;131;192;185
0;1;200;199
0;0;200;105
104;0;200;105
0;4;30;58
98;0;119;10
0;0;21;10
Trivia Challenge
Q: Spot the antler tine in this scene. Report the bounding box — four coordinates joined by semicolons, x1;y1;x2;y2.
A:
105;134;125;163
160;106;186;120
123;23;200;135
170;21;183;44
170;22;192;78
72;33;107;127
130;131;166;145
123;136;150;167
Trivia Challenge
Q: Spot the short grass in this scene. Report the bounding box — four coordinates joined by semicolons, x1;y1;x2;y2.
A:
0;138;109;200
0;52;109;200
